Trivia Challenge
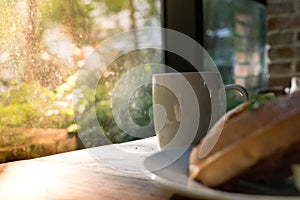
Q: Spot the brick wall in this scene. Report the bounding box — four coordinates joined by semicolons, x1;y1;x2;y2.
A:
267;0;300;87
233;2;266;92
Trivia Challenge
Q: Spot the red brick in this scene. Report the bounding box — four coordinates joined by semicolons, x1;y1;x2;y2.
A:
267;2;294;15
235;13;252;24
235;23;260;38
267;15;300;30
268;76;292;87
269;47;294;59
268;62;292;74
234;64;249;77
235;52;247;63
268;32;294;45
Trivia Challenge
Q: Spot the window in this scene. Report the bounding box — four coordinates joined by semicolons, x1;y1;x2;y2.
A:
0;0;267;162
163;0;267;108
0;0;161;162
204;0;267;108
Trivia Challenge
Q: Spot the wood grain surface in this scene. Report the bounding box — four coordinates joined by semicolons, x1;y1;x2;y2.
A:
0;137;201;200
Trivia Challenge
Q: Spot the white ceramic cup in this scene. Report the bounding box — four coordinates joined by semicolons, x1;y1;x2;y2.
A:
152;72;248;150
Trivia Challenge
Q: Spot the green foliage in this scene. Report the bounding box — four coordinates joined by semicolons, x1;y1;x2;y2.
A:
0;0;21;43
247;93;276;110
74;49;163;146
129;84;153;127
0;0;162;148
0;82;73;129
102;0;128;13
38;0;93;45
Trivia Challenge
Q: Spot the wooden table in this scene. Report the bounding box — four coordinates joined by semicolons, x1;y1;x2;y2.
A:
0;137;200;200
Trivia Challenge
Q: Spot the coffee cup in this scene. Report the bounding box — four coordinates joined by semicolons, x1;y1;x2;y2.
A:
152;72;248;150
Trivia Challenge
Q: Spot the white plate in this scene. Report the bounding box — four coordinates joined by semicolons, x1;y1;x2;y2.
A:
143;147;300;200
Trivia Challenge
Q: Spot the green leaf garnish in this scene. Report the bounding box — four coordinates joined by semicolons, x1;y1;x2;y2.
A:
247;93;276;110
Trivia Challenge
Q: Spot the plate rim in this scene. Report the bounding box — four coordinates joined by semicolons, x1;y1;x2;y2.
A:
143;147;300;200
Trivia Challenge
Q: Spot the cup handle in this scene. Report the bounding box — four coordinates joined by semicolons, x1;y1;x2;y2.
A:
225;84;249;102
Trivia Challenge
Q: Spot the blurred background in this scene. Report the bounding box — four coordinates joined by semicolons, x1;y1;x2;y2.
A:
0;0;298;162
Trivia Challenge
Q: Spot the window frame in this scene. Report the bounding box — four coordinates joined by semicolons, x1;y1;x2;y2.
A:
161;0;267;72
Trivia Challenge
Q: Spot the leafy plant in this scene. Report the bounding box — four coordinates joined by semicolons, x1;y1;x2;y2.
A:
247;93;276;110
0;82;74;129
